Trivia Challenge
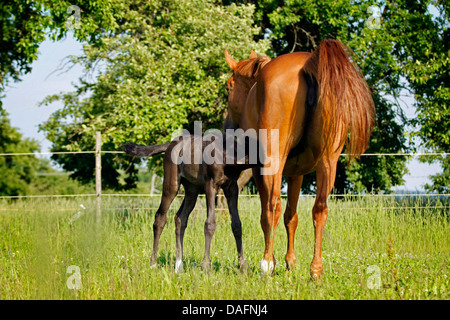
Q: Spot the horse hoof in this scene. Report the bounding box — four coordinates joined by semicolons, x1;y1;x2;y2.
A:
285;256;296;271
200;260;211;272
260;259;274;275
239;261;248;274
175;259;183;273
149;257;157;269
310;265;323;282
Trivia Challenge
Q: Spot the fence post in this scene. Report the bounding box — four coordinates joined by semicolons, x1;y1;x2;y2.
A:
95;131;102;222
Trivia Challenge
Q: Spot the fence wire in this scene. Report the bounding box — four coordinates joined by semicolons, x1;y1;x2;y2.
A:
0;151;448;157
0;147;449;203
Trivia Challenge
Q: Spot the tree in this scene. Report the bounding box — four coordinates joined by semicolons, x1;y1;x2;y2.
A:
398;1;449;193
237;0;448;193
0;0;122;89
39;0;270;190
0;108;40;196
0;0;129;194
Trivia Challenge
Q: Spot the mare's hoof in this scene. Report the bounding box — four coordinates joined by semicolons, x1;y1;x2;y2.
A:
260;259;275;276
285;253;297;271
310;264;323;282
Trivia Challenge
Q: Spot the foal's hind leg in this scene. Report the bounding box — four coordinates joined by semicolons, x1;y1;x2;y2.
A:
201;180;218;272
150;161;179;267
150;187;178;267
223;181;247;272
174;186;199;273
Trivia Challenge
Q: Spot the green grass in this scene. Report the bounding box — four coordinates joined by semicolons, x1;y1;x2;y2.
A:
0;195;448;300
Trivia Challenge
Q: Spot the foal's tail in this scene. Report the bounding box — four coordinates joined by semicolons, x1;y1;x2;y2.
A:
122;142;170;157
303;39;375;162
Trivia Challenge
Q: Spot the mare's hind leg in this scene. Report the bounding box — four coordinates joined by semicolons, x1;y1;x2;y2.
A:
201;180;219;272
223;181;247;272
252;167;284;275
284;175;303;270
174;186;200;273
310;155;339;280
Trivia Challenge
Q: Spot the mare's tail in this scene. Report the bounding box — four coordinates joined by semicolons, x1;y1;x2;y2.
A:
303;39;375;162
122;142;170;157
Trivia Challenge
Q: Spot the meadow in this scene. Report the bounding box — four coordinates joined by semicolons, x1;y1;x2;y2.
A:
0;195;448;300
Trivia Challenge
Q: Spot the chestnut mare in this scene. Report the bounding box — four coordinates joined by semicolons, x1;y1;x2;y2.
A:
224;40;375;279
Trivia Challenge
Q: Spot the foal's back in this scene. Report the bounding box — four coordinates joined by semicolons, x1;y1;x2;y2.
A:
163;135;224;190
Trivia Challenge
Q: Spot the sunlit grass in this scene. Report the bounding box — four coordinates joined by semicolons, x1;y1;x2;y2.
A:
0;196;448;299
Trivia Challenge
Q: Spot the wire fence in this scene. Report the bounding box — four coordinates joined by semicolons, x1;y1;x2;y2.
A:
0;132;449;214
1;151;448;157
1;193;450;200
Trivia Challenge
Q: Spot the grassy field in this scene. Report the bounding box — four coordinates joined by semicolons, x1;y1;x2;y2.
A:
0;195;448;300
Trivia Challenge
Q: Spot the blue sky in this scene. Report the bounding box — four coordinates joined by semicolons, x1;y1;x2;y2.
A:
3;35;83;152
1;34;441;192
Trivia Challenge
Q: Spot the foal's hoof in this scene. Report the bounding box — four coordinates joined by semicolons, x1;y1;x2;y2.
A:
175;259;184;273
200;260;211;272
149;257;157;269
238;261;248;274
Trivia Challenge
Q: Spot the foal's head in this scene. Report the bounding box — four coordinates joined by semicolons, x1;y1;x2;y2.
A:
224;50;270;129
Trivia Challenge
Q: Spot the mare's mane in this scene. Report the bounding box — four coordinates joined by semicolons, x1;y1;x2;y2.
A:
234;56;271;78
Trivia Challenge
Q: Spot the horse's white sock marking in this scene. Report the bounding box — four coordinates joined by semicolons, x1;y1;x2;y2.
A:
175;259;183;273
260;259;274;275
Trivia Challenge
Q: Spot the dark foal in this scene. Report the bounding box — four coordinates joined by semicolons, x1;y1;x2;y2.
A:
123;133;257;273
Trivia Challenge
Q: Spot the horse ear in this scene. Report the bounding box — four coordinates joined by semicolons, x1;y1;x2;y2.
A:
225;49;237;70
249;50;257;59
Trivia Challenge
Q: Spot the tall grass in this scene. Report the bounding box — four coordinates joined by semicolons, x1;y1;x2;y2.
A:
0;196;448;299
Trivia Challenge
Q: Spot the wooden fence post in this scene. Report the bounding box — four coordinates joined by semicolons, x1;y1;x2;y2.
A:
95;131;102;222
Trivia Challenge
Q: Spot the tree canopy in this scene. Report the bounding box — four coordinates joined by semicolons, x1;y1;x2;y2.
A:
39;0;269;189
1;0;448;194
0;0;121;89
0;108;40;196
0;0;125;195
241;0;448;193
